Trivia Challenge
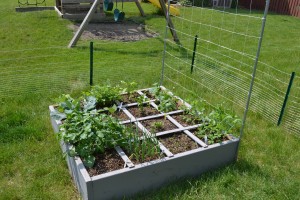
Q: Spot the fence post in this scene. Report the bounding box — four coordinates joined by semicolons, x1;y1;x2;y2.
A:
191;35;198;73
277;72;295;126
90;41;94;86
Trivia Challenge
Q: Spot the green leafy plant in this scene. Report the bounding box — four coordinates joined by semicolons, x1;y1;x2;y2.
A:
136;94;149;114
148;83;161;97
180;100;206;125
120;81;138;100
195;105;241;145
151;121;164;132
149;84;178;113
157;92;178;113
51;85;130;168
85;84;122;109
57;107;128;168
51;94;81;121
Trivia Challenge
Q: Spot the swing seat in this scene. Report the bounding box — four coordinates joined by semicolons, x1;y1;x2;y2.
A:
104;0;114;11
114;9;125;22
118;11;125;21
114;9;120;21
113;0;125;22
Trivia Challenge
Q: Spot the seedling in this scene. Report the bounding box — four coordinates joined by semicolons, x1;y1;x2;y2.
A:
151;121;164;132
121;81;138;100
136;94;149;115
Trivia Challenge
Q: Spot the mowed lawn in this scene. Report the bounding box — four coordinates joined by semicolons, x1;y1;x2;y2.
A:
0;0;299;199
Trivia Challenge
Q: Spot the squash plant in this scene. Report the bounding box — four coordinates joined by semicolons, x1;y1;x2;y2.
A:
51;93;128;168
50;82;162;168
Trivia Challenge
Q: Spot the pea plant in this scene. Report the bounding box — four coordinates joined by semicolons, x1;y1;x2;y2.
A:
136;94;149;115
149;84;178;113
180;100;207;125
52;92;129;168
195;105;241;145
120;81;138;100
148;83;161;97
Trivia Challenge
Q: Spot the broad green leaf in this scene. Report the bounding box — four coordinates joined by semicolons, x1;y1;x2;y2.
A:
84;96;97;111
83;155;95;168
68;146;77;157
96;131;104;138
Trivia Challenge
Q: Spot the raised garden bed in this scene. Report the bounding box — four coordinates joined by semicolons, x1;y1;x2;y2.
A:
50;83;241;200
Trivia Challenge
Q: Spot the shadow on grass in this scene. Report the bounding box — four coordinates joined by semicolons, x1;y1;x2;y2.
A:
130;158;269;199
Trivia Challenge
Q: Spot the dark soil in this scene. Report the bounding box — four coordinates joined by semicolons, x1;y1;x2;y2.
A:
171;114;201;127
111;110;129;121
158;132;199;154
87;149;124;176
129;153;164;165
97;109;129;121
142;90;156;100
95;102;116;110
141;117;177;133
127;105;160;118
120;93;140;104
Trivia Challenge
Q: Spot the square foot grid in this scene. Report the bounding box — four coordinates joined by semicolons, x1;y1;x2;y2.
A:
113;87;209;166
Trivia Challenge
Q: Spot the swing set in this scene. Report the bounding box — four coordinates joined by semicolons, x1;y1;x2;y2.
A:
55;0;145;21
55;0;179;47
18;0;46;7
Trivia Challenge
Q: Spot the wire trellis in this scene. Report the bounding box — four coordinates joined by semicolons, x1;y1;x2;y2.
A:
160;0;300;136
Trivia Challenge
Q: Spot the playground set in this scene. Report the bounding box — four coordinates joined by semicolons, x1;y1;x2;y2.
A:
16;0;180;47
54;0;145;21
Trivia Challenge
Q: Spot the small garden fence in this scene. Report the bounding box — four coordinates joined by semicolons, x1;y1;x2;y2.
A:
0;42;299;136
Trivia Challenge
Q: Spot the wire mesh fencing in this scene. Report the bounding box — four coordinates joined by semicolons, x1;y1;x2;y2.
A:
160;0;300;136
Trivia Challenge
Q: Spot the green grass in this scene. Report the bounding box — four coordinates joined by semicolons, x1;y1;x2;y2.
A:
0;1;299;199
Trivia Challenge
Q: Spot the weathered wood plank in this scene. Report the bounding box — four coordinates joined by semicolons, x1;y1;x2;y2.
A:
62;13;105;20
68;0;101;48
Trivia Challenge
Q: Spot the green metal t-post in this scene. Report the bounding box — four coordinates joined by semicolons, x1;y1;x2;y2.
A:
90;41;94;86
191;35;198;73
277;72;295;126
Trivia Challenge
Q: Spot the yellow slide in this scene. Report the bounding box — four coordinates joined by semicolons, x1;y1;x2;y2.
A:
148;0;180;16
